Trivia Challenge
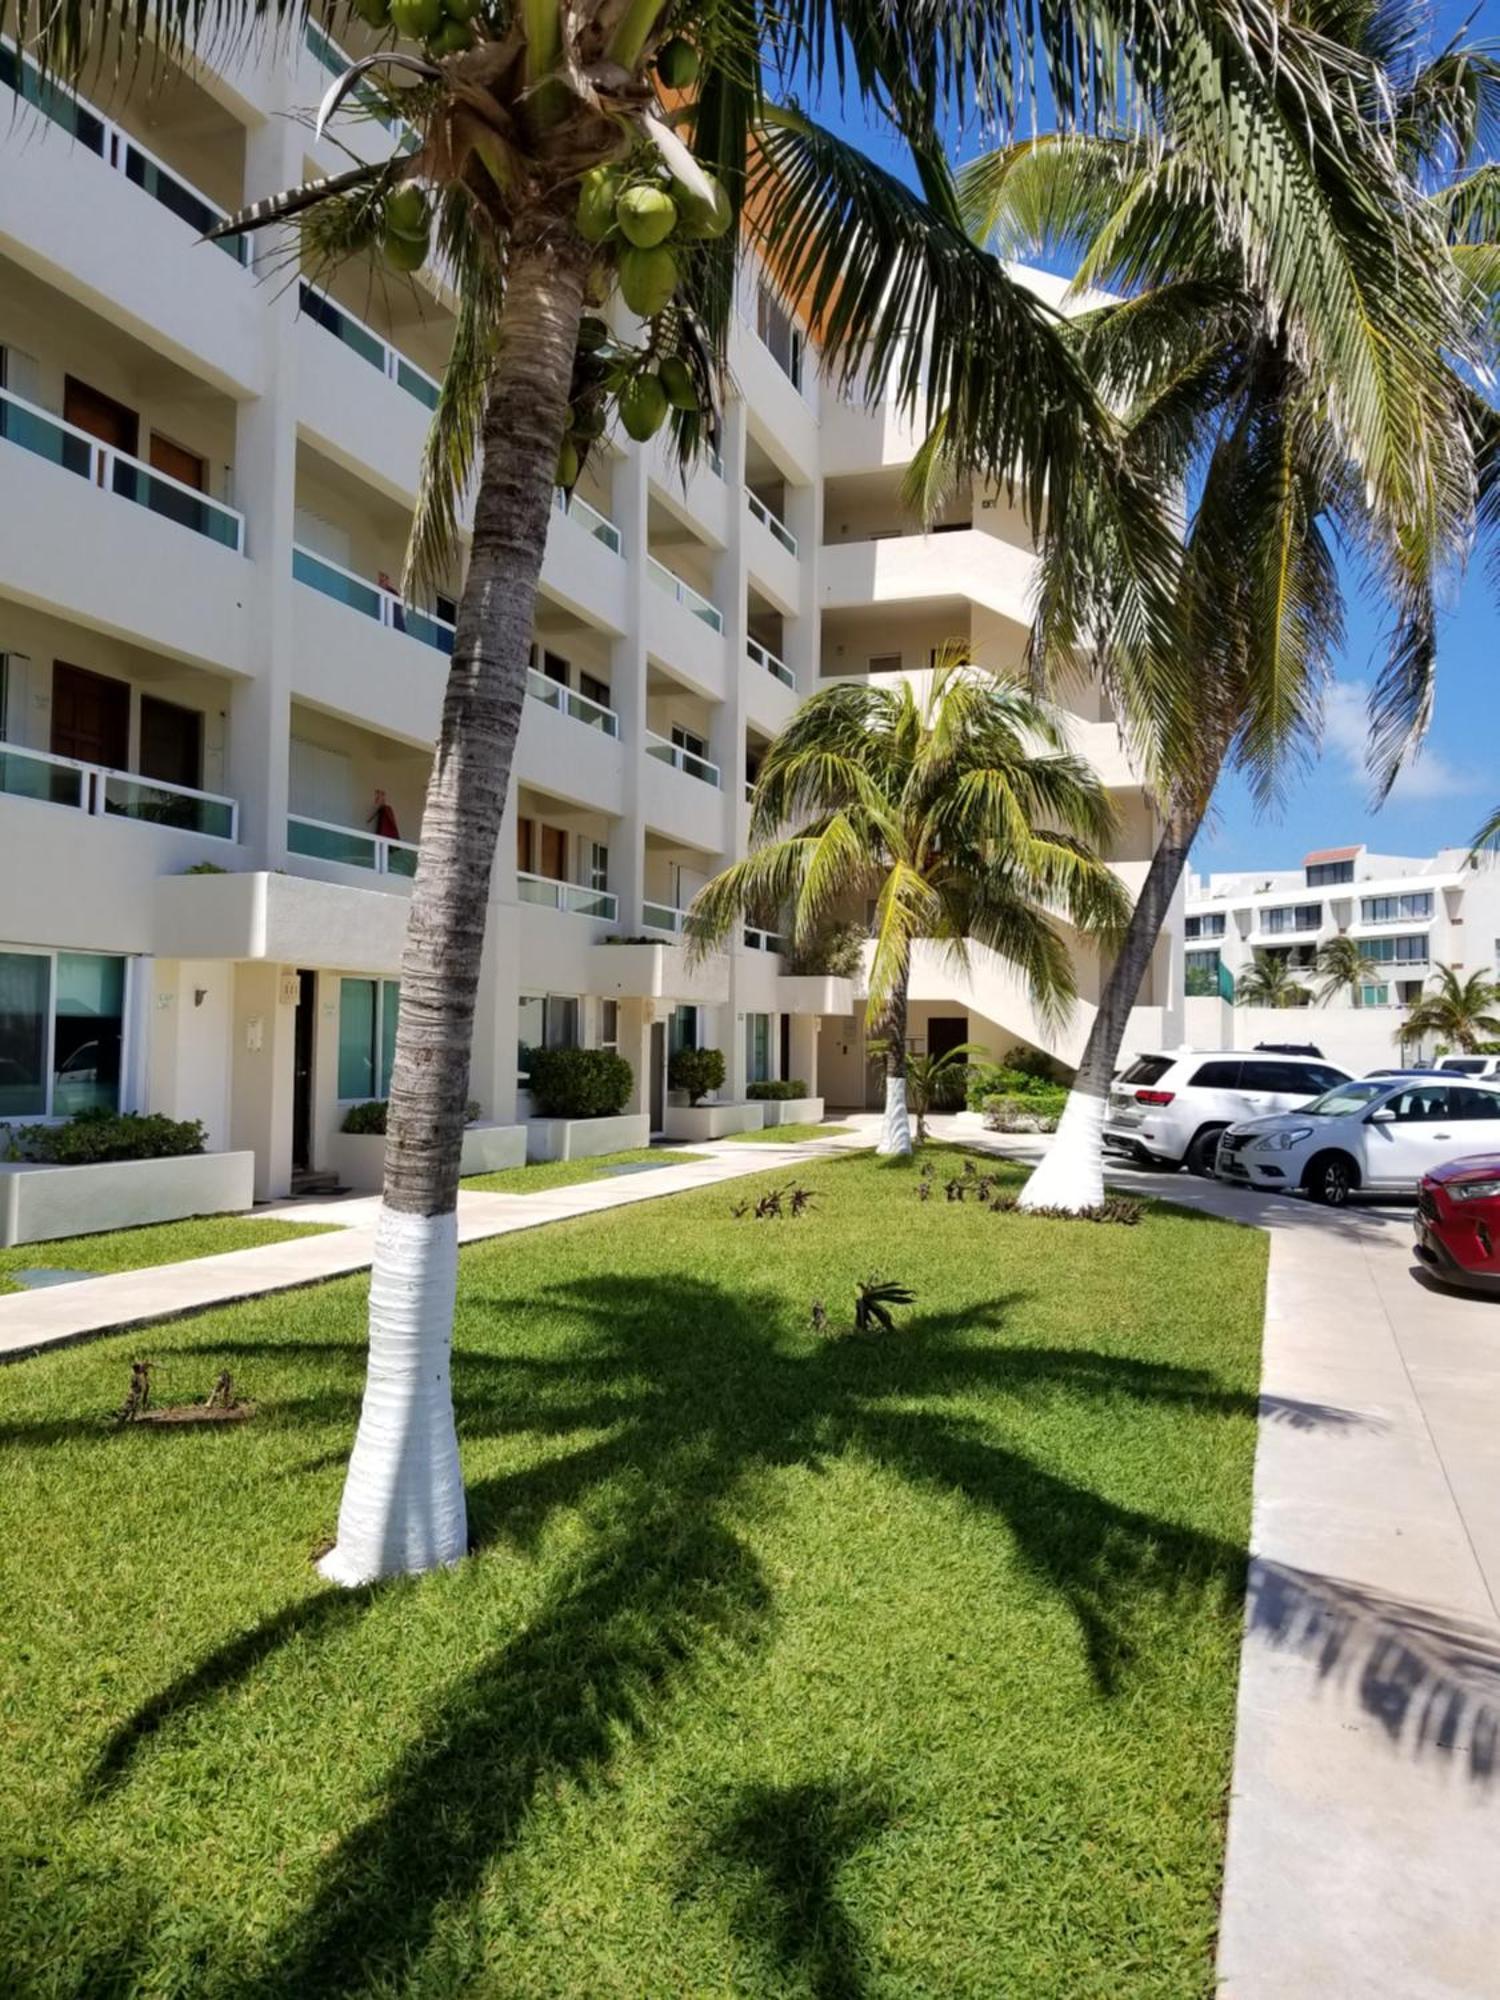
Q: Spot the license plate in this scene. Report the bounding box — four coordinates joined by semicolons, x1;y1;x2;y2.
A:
1109;1095;1143;1127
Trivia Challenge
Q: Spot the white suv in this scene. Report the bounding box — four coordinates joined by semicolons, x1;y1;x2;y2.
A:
1436;1055;1500;1082
1104;1050;1352;1176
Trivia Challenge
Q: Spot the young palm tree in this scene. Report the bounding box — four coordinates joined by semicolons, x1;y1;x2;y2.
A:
878;1040;989;1144
686;661;1129;1156
1235;952;1312;1009
945;12;1497;1211
1398;964;1500;1054
1313;935;1379;1007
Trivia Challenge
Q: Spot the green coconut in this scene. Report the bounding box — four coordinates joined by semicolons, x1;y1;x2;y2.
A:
351;0;391;27
576;314;610;353
427;17;472;52
556;437;580;487
384;184;429;237
654;37;700;88
576;167;622;244
674;172;731;240
384;226;429;272
389;0;443;38
443;0;483;18
618;243;678;318
658;354;698;411
616;184;678;249
619;372;670;442
572;401;608;438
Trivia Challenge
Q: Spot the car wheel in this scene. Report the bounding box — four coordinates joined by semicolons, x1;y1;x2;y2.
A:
1185;1128;1225;1178
1306;1152;1357;1207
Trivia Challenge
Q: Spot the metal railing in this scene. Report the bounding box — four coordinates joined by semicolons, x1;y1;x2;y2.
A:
642;900;688;933
292;544;455;655
0;385;246;551
0;740;237;838
552;486;622;555
646;556;724;633
745;487;798;556
743;925;787;953
525;667;619;737
645;731;721;788
516;872;618;920
746;636;795;689
287;812;418;876
298;281;441;412
1;39;250;265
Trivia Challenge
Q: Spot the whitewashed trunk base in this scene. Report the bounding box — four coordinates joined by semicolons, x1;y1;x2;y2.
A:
876;1075;912;1156
1016;1089;1108;1213
317;1206;467;1587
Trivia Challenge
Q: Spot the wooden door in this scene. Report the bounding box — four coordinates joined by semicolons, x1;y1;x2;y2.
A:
63;377;139;456
148;434;205;491
51;662;129;770
540;824;567;882
139;696;202;789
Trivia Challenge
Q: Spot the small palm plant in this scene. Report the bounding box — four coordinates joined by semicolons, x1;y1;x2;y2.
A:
686;659;1128;1156
1235;953;1313;1009
871;1041;989;1144
1313;936;1380;1008
1398;965;1500;1055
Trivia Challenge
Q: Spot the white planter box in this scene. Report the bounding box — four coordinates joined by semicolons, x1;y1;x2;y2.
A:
0;1150;255;1248
327;1122;528;1192
662;1101;767;1141
526;1113;651;1163
752;1097;825;1127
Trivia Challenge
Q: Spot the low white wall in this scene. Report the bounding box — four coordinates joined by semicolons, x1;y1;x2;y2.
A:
0;1150;255;1249
1183;996;1407;1076
526;1113;651;1162
752;1098;825;1127
326;1123;528;1192
662;1102;766;1140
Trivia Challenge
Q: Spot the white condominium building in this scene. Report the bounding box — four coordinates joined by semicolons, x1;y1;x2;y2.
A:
0;20;1179;1197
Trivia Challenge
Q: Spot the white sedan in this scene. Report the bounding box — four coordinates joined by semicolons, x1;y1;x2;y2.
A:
1214;1076;1500;1206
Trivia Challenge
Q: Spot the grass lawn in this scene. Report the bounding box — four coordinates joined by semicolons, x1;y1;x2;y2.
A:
0;1214;335;1297
721;1121;858;1143
461;1146;702;1193
0;1147;1266;1998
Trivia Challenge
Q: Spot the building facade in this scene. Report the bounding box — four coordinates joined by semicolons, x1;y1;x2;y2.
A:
1184;846;1500;1070
0;19;1180;1196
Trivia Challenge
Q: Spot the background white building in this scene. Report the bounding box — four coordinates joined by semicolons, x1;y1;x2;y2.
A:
1184;845;1500;1072
0;17;1180;1197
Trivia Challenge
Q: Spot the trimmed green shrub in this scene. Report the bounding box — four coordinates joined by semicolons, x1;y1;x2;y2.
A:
669;1046;726;1105
1003;1043;1062;1081
746;1079;809;1101
964;1062;1069;1111
7;1108;206;1165
981;1093;1063;1134
527;1047;633;1119
341;1100;388;1135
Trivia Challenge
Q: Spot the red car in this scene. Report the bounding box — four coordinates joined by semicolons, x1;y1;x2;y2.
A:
1416;1154;1500;1294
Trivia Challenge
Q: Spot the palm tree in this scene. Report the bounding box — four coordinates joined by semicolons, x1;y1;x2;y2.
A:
686;661;1129;1155
880;1040;990;1144
1472;803;1500;860
1398;964;1500;1054
949;17;1498;1212
1235;953;1312;1009
1313;935;1380;1007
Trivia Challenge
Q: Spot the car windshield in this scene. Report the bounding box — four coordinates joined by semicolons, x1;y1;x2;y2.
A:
1306;1081;1386;1116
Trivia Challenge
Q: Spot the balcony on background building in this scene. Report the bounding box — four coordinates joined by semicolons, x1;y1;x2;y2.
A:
553;486;622;555
298;281;440;411
645;732;721;788
647;557;723;633
516;873;618;921
746;635;795;689
292;544;454;655
287;812;418;877
744;486;798;556
525;667;620;738
0;741;237;838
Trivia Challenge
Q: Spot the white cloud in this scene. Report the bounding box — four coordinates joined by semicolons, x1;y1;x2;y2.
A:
1319;680;1477;804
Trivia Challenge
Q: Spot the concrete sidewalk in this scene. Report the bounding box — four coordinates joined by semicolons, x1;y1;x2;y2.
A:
0;1129;865;1361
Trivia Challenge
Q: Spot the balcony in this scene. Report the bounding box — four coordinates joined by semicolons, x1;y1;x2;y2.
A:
743;925;786;953
820;528;1037;630
646;732;720;788
745;488;798;557
287;813;418;878
516;873;618;921
647;557;723;633
554;487;621;555
743;487;801;611
643;900;689;934
0;741;237;839
747;636;795;691
525;667;619;737
299;282;439;412
292;544;454;655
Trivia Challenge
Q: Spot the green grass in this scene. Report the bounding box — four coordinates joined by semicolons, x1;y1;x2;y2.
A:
0;1214;335;1296
0;1147;1266;1998
721;1121;858;1143
460;1146;702;1193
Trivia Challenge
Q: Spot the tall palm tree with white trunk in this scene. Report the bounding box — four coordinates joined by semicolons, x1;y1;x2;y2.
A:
22;0;1435;1578
686;663;1129;1154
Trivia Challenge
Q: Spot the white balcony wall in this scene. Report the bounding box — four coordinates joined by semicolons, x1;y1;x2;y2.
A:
154;869;409;971
821;529;1037;629
727;320;819;482
643;587;729;702
743;502;802;614
541;504;630;632
294;312;432;507
641;754;725;854
646;439;731;546
290;582;446;745
514;695;627;819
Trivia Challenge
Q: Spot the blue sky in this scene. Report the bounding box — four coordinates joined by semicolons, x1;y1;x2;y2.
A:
801;3;1497;872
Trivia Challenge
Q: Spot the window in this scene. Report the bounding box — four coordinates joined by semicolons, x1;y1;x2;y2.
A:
1362;933;1428;964
1306;860;1355;887
600;999;619;1050
1185;913;1226;940
1261;903;1321;934
587;842;609;893
515;814;534;873
1387;1085;1451;1122
337;978;400;1099
746;1012;772;1085
1450;1085;1500;1119
671;724;709;760
1119;1056;1173;1086
1241;1061;1335;1094
755;283;803;389
1189;1060;1243;1087
517;994;579;1069
1184;949;1221;995
1360;892;1432;923
1360;983;1390;1007
669;1004;699;1055
867;653;903;674
0;948;126;1119
1300;1065;1350;1094
580;670;611;710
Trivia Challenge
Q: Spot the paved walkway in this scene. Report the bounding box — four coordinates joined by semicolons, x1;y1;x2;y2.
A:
0;1129;865;1361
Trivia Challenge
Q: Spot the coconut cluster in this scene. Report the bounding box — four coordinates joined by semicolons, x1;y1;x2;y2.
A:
353;0;482;60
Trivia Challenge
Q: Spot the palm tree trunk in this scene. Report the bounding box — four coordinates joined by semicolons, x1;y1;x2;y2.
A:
317;217;590;1587
876;975;913;1156
1017;791;1206;1212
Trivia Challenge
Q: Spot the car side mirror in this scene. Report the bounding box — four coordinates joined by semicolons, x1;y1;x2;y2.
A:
1368;1107;1396;1123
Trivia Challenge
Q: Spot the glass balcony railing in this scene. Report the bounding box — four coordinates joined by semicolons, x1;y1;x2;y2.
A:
1;39;249;264
647;556;724;633
525;667;620;737
516;872;618;920
287;813;418;876
743;925;787;953
745;488;798;556
0;385;246;550
552;486;622;555
642;900;688;934
645;732;721;788
0;741;238;837
746;636;795;689
298;282;441;412
292;544;455;655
